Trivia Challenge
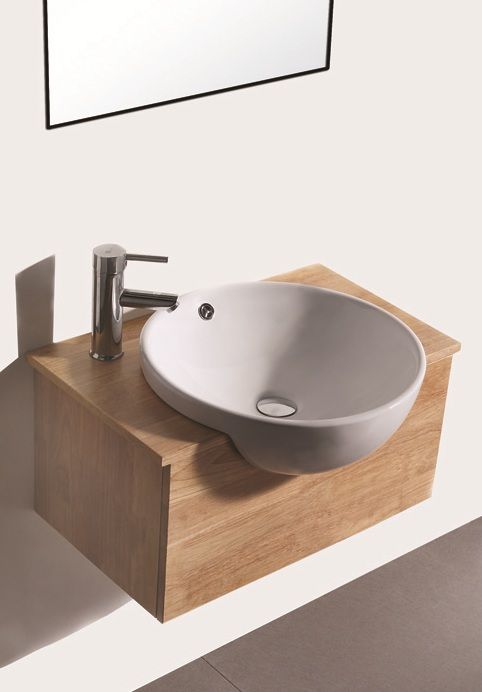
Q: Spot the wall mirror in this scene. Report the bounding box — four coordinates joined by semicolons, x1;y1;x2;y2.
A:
43;0;334;128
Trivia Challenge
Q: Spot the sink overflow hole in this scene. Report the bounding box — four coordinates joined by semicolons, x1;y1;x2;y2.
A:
257;397;297;418
199;303;215;320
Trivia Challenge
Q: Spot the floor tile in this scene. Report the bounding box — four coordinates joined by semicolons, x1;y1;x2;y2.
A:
205;518;482;692
136;658;237;692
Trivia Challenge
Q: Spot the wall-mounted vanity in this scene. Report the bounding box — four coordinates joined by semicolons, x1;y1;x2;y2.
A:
27;264;460;621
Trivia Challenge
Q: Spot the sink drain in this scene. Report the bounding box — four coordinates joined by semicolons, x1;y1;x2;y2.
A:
256;397;297;418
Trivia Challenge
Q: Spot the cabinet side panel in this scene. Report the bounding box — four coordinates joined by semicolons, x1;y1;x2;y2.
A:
163;357;452;620
34;372;163;615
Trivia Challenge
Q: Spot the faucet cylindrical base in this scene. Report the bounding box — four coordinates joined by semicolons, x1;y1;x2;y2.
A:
91;265;124;361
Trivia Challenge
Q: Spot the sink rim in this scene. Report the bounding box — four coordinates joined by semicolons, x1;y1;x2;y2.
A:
140;282;427;429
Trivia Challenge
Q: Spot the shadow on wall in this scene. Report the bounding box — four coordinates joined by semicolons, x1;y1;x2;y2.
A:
0;257;128;669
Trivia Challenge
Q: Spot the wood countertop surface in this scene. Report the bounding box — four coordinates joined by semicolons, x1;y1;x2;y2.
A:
27;264;461;468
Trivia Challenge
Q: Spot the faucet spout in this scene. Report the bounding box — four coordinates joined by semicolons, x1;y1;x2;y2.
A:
120;289;178;309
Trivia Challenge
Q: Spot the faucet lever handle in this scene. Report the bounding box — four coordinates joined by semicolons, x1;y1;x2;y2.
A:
126;253;168;263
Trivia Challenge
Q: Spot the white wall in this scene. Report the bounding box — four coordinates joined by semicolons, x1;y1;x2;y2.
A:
0;0;480;690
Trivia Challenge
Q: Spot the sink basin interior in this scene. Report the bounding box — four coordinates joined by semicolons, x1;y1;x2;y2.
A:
142;282;425;424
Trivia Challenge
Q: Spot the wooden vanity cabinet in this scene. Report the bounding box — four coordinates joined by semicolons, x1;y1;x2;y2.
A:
28;265;460;620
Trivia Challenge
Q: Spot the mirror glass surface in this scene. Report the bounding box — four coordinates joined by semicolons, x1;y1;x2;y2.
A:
45;0;333;127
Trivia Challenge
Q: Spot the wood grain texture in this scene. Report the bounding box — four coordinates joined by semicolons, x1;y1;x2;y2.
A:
161;357;453;620
27;265;460;469
34;372;163;615
157;465;171;620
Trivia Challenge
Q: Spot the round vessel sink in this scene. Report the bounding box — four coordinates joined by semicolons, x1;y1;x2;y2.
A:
140;282;426;475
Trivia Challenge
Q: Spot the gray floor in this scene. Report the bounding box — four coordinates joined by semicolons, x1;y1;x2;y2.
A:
138;517;482;692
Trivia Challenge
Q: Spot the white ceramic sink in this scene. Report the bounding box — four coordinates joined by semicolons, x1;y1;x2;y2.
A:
140;282;426;475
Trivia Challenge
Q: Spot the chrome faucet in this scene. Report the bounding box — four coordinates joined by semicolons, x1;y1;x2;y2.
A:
90;243;178;361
